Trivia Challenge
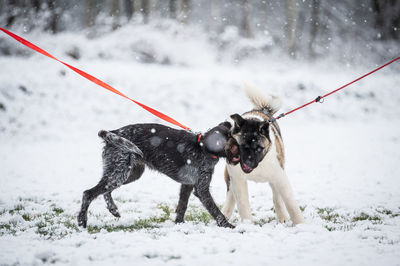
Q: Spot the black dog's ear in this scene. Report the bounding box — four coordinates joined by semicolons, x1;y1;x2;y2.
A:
219;121;232;130
259;122;270;137
230;114;245;128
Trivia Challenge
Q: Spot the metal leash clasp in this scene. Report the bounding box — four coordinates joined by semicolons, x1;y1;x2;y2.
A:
315;96;324;103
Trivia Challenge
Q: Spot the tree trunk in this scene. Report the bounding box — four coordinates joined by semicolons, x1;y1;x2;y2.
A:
372;0;400;40
111;0;120;30
285;0;297;57
169;0;177;19
141;0;150;24
85;0;95;27
180;0;190;23
5;0;18;27
45;0;58;34
31;0;41;14
240;0;253;38
125;0;135;21
309;0;320;57
210;0;220;33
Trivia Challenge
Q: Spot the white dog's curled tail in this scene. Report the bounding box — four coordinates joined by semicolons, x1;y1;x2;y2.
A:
244;84;282;115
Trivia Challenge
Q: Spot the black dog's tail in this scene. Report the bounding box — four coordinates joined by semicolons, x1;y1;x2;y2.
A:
98;130;143;157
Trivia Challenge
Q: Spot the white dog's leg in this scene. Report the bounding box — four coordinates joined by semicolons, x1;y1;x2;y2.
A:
274;171;305;225
222;187;236;220
269;183;290;223
230;175;253;222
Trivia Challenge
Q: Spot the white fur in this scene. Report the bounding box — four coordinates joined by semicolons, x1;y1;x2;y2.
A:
242;113;264;121
222;89;304;225
244;84;282;115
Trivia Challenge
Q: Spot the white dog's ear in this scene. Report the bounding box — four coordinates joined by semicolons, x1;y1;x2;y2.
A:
230;113;245;128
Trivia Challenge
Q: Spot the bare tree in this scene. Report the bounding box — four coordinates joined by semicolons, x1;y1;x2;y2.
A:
44;0;58;34
372;0;400;40
240;0;253;38
111;0;121;30
5;0;19;27
309;0;320;57
169;0;177;19
125;0;135;21
141;0;150;23
85;0;95;27
210;0;220;33
179;0;191;24
285;0;298;57
31;0;41;14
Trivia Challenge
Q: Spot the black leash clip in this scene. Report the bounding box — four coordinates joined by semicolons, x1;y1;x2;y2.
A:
315;96;324;103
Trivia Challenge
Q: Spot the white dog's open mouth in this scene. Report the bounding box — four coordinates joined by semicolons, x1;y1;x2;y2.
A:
240;162;253;173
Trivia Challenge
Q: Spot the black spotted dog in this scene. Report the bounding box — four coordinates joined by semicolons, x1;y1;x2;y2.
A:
78;122;238;228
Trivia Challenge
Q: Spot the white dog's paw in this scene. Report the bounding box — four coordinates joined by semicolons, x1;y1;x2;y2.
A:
241;218;254;224
277;213;290;223
292;215;306;225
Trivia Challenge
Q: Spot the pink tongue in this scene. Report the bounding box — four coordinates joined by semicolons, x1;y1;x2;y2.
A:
242;163;252;172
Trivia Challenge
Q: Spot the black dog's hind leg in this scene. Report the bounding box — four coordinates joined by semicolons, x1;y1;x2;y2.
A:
78;147;134;228
78;179;110;228
175;184;194;223
104;192;120;218
194;176;235;228
103;162;145;218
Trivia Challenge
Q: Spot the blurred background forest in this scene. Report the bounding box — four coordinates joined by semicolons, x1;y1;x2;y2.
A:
1;0;399;63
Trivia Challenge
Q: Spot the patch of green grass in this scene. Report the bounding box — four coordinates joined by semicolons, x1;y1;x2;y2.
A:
86;204;173;234
8;204;25;215
299;205;307;212
87;219;159;234
166;255;181;261
352;213;381;223
376;208;400;218
22;213;32;221
0;223;11;230
14;204;24;211
254;217;275;226
52;207;64;215
317;208;341;223
185;206;212;224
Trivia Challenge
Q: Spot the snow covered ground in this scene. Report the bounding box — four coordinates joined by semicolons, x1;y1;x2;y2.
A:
1;25;400;265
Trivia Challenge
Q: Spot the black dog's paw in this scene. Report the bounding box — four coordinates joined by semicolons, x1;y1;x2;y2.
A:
110;210;121;218
174;215;184;224
217;218;235;229
223;222;235;229
108;207;121;218
77;212;87;228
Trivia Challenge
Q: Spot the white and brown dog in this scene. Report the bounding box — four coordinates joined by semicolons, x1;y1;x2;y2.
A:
222;86;305;225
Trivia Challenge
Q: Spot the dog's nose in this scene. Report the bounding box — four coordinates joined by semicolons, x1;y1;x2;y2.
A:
244;159;256;169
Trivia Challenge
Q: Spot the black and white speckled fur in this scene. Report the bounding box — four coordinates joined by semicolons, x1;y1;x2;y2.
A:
77;122;235;228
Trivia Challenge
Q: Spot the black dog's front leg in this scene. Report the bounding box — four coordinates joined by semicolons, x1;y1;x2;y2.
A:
175;184;194;223
194;176;235;228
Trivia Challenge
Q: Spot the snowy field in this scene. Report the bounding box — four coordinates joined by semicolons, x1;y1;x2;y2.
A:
1;26;400;265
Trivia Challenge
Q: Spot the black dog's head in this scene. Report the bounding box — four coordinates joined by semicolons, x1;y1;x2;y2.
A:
225;137;241;165
201;121;239;159
230;113;271;173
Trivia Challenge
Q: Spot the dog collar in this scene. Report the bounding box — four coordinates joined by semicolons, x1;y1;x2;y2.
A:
197;133;217;159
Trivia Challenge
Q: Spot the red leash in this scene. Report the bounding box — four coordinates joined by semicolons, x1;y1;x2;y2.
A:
270;56;400;122
2;27;398;127
0;27;190;130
